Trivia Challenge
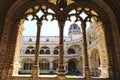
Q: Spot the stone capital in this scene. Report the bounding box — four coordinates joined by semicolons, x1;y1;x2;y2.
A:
37;22;42;27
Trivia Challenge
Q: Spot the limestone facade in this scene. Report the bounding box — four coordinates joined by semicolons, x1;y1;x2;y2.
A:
18;23;101;77
0;0;119;80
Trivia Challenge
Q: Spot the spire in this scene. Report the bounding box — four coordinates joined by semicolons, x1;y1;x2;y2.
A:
56;0;67;9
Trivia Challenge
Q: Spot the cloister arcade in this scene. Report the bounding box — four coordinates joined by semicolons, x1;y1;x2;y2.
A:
0;0;119;80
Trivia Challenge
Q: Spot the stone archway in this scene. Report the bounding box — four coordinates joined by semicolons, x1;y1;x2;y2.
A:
68;60;76;73
0;0;119;80
0;1;62;79
20;58;34;74
89;49;100;77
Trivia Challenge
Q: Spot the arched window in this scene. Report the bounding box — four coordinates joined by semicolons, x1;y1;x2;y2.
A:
54;50;59;55
40;46;50;54
46;39;49;42
68;48;75;54
45;49;50;54
29;38;32;42
31;49;35;54
68;60;76;72
25;46;35;54
40;49;44;54
25;49;30;54
23;60;33;70
53;61;58;70
54;46;59;55
90;49;100;77
39;61;50;70
23;61;28;70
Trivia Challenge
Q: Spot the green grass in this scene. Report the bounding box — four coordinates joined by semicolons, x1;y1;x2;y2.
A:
18;74;81;78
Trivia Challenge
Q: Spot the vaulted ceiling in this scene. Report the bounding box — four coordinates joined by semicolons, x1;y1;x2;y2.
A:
0;0;120;41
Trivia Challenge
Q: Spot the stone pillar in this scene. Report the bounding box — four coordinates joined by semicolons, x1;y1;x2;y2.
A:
5;21;20;80
0;18;11;80
57;21;66;79
32;22;42;78
50;46;53;55
50;61;53;72
97;22;113;78
13;22;24;76
81;22;90;78
2;21;20;80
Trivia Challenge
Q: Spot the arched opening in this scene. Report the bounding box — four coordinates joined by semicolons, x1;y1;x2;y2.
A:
25;49;30;54
89;49;101;77
24;46;35;54
40;49;44;54
39;60;50;73
68;60;76;73
15;5;111;78
19;59;33;75
53;60;58;73
54;46;59;55
31;50;35;54
67;59;80;75
54;50;59;55
64;5;111;78
40;46;50;54
17;5;111;78
45;49;50;54
1;0;118;80
67;44;81;55
68;48;75;54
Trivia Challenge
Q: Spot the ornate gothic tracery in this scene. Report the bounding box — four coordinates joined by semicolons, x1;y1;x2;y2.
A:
0;0;119;80
22;3;102;78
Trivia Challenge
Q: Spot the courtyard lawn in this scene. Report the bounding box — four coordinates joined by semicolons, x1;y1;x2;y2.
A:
18;74;82;78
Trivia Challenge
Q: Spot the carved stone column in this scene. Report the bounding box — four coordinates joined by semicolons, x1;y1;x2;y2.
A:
31;22;42;78
97;22;113;78
0;18;12;80
104;25;115;79
57;21;66;79
81;22;90;78
5;21;20;80
13;22;24;76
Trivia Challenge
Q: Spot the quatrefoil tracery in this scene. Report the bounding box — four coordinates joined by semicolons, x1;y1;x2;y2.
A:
24;5;56;22
24;5;100;24
67;7;100;23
